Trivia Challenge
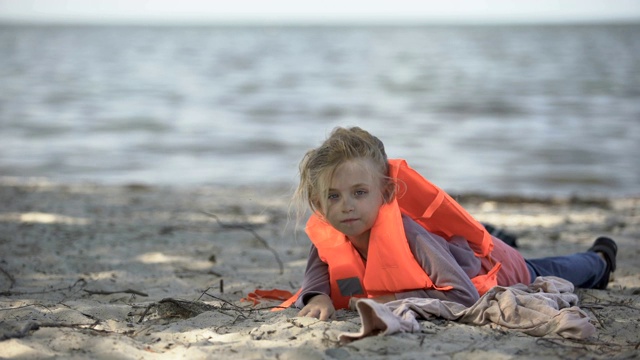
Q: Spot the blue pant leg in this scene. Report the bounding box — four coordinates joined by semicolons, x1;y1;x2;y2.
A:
525;252;606;289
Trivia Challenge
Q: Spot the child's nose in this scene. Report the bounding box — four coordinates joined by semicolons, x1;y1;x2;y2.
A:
341;197;355;212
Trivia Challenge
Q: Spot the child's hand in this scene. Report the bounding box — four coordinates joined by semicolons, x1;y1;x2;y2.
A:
297;294;335;321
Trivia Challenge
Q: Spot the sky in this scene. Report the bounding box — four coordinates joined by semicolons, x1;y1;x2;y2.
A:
1;0;639;25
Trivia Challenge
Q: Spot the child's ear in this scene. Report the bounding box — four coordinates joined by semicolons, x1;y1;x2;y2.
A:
382;180;396;203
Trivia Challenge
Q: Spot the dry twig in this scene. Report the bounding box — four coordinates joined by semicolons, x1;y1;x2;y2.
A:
0;303;53;312
0;265;16;291
1;320;115;341
201;211;284;275
83;289;148;297
0;278;87;296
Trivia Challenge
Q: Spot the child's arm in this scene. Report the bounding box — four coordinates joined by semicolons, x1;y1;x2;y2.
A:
295;245;336;320
401;216;481;306
294;245;331;308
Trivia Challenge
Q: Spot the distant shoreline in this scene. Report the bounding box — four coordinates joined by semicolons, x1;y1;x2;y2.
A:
2;176;636;204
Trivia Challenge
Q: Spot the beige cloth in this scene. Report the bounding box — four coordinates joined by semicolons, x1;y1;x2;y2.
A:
339;276;595;343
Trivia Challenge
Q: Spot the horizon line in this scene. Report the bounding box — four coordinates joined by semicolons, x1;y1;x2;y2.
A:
1;16;639;27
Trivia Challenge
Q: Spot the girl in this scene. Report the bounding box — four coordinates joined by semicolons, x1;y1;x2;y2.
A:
284;127;617;321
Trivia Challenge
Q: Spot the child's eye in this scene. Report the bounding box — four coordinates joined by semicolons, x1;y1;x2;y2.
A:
328;193;339;200
355;190;368;196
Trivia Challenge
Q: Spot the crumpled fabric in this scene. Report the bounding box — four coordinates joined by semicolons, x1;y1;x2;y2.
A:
339;276;595;343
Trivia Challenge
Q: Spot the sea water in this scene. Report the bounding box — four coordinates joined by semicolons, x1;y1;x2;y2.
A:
0;23;638;196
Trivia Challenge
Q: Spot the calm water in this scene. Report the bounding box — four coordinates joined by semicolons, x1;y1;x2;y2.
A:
1;24;639;196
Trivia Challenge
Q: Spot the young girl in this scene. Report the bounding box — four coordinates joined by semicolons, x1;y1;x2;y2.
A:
283;127;617;321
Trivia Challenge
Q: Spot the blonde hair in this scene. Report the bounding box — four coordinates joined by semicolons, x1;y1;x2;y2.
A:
294;127;395;221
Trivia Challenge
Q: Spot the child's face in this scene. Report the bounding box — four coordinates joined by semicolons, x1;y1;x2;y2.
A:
324;159;385;246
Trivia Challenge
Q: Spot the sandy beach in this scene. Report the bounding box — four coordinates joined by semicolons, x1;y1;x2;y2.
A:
1;179;638;359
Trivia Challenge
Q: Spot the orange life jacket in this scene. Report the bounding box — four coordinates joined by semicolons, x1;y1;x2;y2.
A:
277;159;501;310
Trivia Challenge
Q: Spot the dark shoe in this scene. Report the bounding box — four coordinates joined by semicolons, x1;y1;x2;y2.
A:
587;237;617;289
483;223;518;248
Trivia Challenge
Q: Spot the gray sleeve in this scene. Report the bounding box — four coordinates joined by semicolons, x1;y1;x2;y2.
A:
395;215;480;307
294;244;331;309
447;235;483;278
